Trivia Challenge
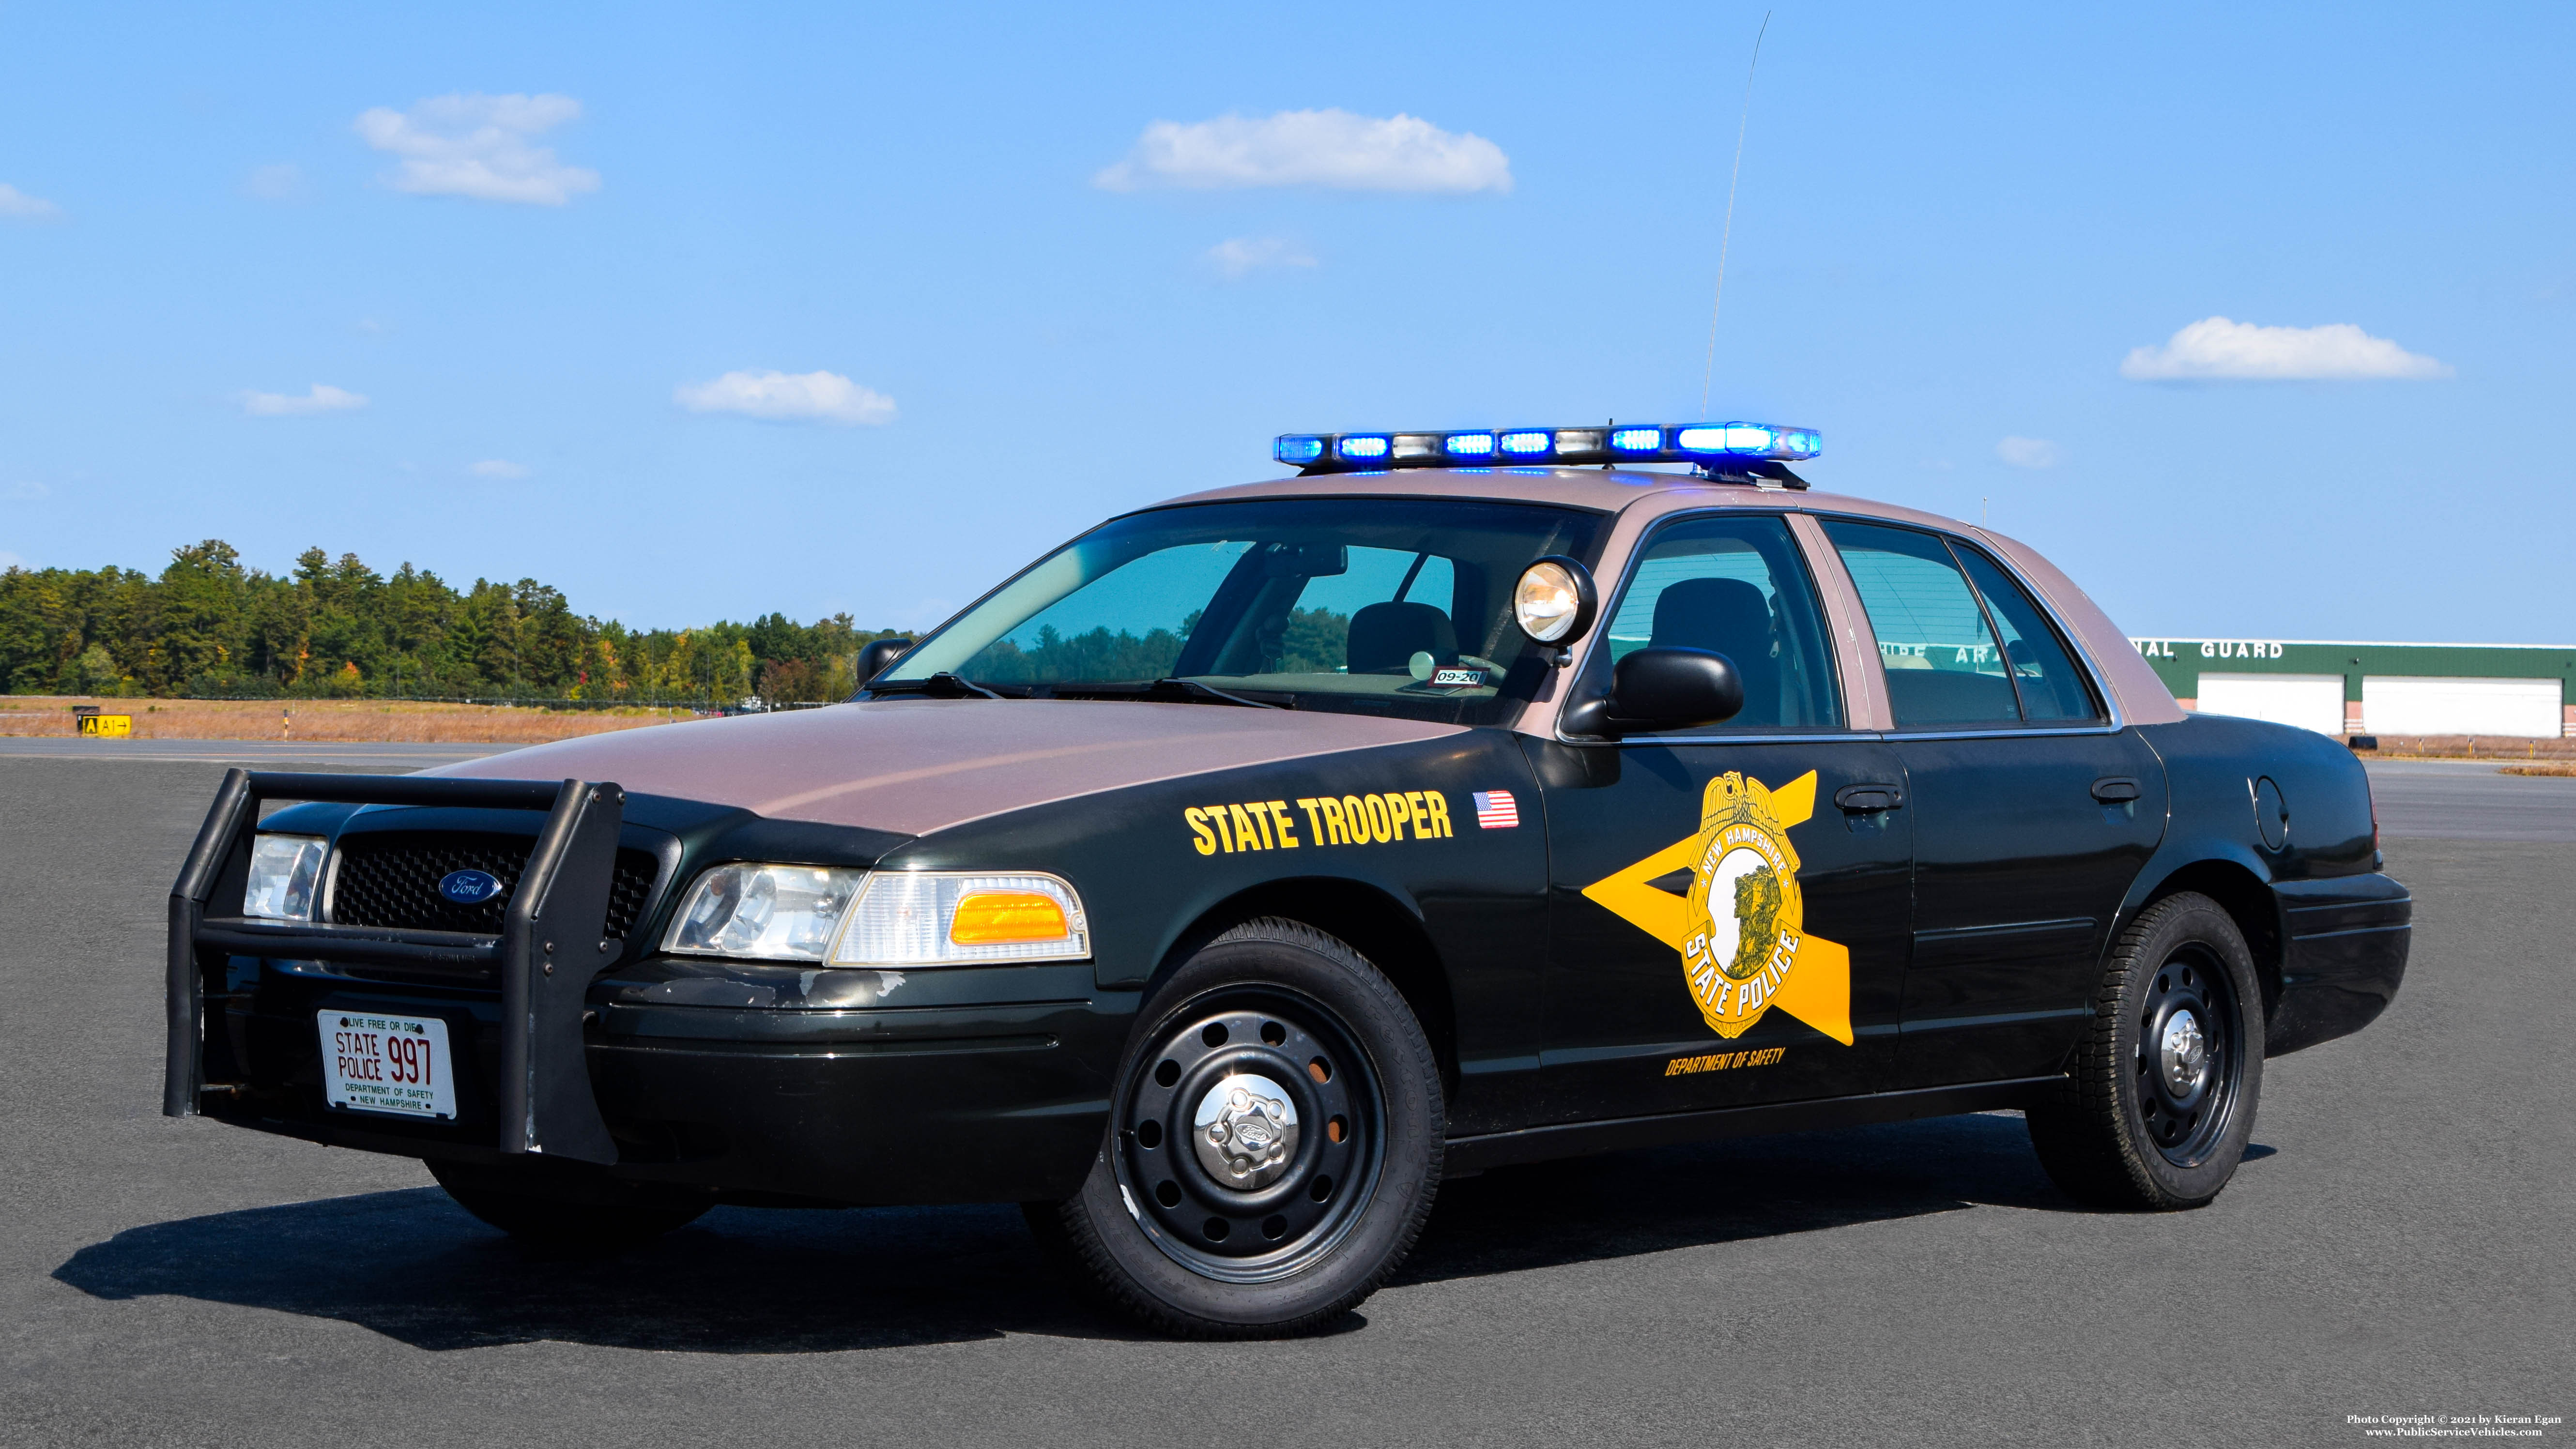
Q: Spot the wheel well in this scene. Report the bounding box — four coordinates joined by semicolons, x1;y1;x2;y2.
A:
1158;878;1459;1098
2132;861;2282;1022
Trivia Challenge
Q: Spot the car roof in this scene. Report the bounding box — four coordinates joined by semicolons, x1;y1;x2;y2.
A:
1155;465;1965;532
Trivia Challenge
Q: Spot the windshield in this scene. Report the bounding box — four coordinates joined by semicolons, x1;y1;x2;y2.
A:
877;497;1608;723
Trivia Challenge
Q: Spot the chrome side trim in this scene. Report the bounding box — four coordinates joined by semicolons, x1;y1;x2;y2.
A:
1560;731;1884;748
1874;724;2128;742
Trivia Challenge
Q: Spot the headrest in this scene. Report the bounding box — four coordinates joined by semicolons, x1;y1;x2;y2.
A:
1649;577;1773;653
1347;601;1459;674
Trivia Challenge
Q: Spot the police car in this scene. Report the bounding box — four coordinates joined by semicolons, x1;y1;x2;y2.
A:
163;420;2410;1337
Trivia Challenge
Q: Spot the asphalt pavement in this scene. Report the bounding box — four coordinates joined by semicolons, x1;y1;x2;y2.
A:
0;737;506;767
0;752;2567;1448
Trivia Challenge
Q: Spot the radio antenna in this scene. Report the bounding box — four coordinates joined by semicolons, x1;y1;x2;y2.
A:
1700;9;1772;417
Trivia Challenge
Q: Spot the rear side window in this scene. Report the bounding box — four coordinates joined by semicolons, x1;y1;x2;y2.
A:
1596;514;1842;730
1951;547;2098;721
1822;520;2101;728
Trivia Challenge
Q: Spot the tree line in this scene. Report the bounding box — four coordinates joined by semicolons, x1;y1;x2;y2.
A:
0;540;905;704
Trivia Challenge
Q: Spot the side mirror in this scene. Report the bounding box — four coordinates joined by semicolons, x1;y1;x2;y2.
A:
856;638;914;688
1559;647;1744;738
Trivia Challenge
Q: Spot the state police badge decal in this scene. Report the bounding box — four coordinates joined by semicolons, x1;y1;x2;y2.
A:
1581;770;1854;1045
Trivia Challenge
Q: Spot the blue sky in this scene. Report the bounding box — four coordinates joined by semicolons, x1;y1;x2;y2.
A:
2;2;2568;641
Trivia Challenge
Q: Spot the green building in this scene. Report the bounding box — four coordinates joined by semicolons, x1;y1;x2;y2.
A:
2126;637;2576;739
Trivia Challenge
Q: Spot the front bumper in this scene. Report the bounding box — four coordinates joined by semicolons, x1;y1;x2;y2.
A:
2267;872;2411;1057
201;956;1129;1204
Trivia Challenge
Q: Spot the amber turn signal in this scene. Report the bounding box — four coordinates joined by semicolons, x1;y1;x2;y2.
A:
948;890;1071;945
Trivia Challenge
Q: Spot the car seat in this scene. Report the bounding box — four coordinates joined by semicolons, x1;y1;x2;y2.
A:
1647;577;1779;725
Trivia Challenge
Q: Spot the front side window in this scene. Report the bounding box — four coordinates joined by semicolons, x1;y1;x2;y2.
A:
1822;519;2102;728
1591;513;1843;731
877;498;1605;724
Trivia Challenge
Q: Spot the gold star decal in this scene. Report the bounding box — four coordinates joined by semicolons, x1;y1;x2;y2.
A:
1580;769;1852;1045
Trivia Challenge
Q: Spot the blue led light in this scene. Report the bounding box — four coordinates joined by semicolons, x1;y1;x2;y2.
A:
1280;420;1820;470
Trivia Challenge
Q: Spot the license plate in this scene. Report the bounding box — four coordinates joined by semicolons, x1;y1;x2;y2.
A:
317;1009;458;1120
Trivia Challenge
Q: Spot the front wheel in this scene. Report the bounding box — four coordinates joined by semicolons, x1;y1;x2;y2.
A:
1025;918;1443;1337
2026;891;2264;1210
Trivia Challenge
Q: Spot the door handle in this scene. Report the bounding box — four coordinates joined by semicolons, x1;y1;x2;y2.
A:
1834;783;1905;812
2091;776;2142;804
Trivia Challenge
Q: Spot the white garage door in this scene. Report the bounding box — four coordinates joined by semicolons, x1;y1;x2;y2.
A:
2194;673;2347;736
2362;677;2563;738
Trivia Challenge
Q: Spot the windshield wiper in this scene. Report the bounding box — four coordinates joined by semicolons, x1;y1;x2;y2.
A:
1048;678;1289;710
867;672;1009;700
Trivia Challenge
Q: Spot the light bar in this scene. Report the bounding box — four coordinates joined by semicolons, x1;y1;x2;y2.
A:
1275;421;1821;476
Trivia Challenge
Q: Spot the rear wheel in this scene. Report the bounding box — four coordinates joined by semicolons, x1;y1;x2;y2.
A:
2026;891;2264;1210
429;1160;711;1249
1025;917;1443;1337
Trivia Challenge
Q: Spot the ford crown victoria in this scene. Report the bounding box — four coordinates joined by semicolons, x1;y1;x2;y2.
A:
163;421;2410;1337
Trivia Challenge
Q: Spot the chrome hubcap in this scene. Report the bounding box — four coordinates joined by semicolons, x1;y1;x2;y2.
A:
2159;1009;2208;1096
1192;1074;1299;1189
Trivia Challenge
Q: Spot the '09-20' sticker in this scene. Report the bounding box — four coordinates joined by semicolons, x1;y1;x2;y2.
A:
1187;791;1454;855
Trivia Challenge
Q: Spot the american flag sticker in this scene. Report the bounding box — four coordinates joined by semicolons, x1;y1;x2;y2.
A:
1472;791;1520;829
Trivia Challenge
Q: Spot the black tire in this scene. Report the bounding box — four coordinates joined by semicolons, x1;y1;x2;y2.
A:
429;1160;711;1249
2027;891;2265;1210
1025;917;1443;1338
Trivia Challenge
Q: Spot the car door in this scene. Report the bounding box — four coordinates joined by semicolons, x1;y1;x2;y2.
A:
1816;519;2167;1090
1531;511;1913;1124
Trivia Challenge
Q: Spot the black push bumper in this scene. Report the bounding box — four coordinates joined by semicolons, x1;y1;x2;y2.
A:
167;769;633;1163
2267;872;2412;1057
168;771;1125;1203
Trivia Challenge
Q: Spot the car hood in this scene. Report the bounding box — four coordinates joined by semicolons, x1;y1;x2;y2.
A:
422;700;1464;837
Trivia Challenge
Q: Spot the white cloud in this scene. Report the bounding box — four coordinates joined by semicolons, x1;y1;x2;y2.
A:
354;93;600;205
245;163;305;201
469;459;530;479
2120;316;2450;381
1096;109;1512;193
241;383;368;416
1996;436;2063;469
4;480;49;501
675;369;896;426
0;550;23;571
1207;236;1319;278
0;183;61;219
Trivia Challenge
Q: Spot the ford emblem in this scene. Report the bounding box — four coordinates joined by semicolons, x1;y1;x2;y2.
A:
438;869;505;905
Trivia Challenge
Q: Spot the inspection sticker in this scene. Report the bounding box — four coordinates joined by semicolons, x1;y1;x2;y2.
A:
317;1009;457;1120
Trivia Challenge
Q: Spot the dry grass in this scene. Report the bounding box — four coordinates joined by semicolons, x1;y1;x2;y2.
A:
2355;733;2576;762
0;696;706;744
2500;762;2576;778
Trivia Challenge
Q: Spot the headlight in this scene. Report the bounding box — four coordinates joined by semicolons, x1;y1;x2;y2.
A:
832;872;1089;966
243;834;326;921
662;864;866;961
660;865;1089;966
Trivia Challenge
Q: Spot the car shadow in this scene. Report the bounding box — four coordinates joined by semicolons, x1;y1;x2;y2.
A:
1401;1111;2068;1285
55;1114;2268;1352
